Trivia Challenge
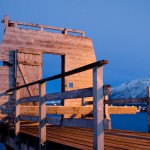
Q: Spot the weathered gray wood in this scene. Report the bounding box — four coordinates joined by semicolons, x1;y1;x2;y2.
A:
18;64;34;96
39;82;46;149
19;88;92;103
93;66;104;150
15;88;21;136
15;87;21;150
104;95;111;130
20;115;39;122
1;19;85;36
46;118;93;128
19;96;39;103
46;87;93;100
7;60;108;93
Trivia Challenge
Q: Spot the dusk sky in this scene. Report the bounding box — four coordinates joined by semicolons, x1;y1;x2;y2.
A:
0;0;150;88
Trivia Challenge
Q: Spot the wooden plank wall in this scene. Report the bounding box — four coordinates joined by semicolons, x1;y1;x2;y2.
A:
0;26;96;114
0;47;15;121
16;50;42;100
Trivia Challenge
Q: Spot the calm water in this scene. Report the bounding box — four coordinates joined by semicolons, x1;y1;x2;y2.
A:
110;112;148;132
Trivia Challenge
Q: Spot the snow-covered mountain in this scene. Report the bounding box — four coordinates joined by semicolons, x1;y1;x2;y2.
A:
109;78;150;100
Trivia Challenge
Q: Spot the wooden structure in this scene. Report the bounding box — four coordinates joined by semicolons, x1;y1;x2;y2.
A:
0;16;150;150
1;125;150;150
0;16;96;109
0;16;109;150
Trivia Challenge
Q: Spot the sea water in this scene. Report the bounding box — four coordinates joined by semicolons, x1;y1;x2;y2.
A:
110;112;148;132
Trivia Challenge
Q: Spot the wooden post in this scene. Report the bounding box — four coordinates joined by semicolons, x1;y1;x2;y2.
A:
147;86;150;132
103;85;111;130
39;82;46;150
4;15;9;30
93;66;104;150
15;87;21;150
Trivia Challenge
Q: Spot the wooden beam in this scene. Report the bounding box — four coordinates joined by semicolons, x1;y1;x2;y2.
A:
15;87;21;150
16;87;93;103
39;82;46;149
104;95;111;130
18;61;41;66
46;87;93;100
19;96;39;103
19;116;93;128
15;88;20;136
20;115;39;122
20;106;93;116
3;106;137;115
1;19;85;35
4;16;9;30
46;118;93;128
108;106;137;114
93;66;104;150
7;60;108;93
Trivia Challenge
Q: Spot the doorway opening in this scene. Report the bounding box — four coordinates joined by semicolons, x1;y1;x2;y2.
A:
42;54;65;117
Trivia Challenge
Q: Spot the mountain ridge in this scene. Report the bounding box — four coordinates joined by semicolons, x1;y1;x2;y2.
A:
109;78;150;100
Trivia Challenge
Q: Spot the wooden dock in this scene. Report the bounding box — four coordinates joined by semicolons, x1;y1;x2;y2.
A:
1;16;150;150
1;124;150;150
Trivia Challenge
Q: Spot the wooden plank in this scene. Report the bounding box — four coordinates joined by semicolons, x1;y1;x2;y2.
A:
39;82;46;149
93;66;104;150
15;88;21;136
19;96;39;103
20;115;39;122
46;118;93;128
46;87;93;100
3;105;137;115
0;66;15;76
104;95;111;129
108;106;137;114
20;106;93;115
1;20;85;35
18;61;41;66
18;49;41;55
18;64;34;96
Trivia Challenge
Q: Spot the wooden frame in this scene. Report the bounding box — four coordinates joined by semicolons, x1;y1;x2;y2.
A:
1;60;108;150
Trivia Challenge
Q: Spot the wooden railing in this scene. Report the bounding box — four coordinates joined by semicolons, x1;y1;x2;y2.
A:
2;16;85;37
105;86;150;132
1;60;108;150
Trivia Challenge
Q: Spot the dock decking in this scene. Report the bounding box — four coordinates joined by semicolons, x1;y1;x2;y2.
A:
2;124;150;150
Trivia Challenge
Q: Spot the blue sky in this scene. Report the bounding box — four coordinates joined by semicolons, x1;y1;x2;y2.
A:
0;0;150;88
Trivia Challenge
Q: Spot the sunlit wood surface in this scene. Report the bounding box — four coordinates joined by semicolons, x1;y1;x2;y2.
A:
19;125;150;150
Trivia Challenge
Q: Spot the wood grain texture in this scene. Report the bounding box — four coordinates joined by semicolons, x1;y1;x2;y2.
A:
39;82;46;148
93;67;104;150
0;24;96;118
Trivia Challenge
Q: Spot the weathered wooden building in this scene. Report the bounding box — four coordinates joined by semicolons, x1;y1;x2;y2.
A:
0;16;96;117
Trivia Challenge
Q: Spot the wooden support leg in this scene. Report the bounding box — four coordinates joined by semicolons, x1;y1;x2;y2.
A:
93;67;104;150
39;82;46;150
147;87;150;132
15;88;21;150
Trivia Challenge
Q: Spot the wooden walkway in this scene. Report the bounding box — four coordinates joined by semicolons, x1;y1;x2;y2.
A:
17;125;150;150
